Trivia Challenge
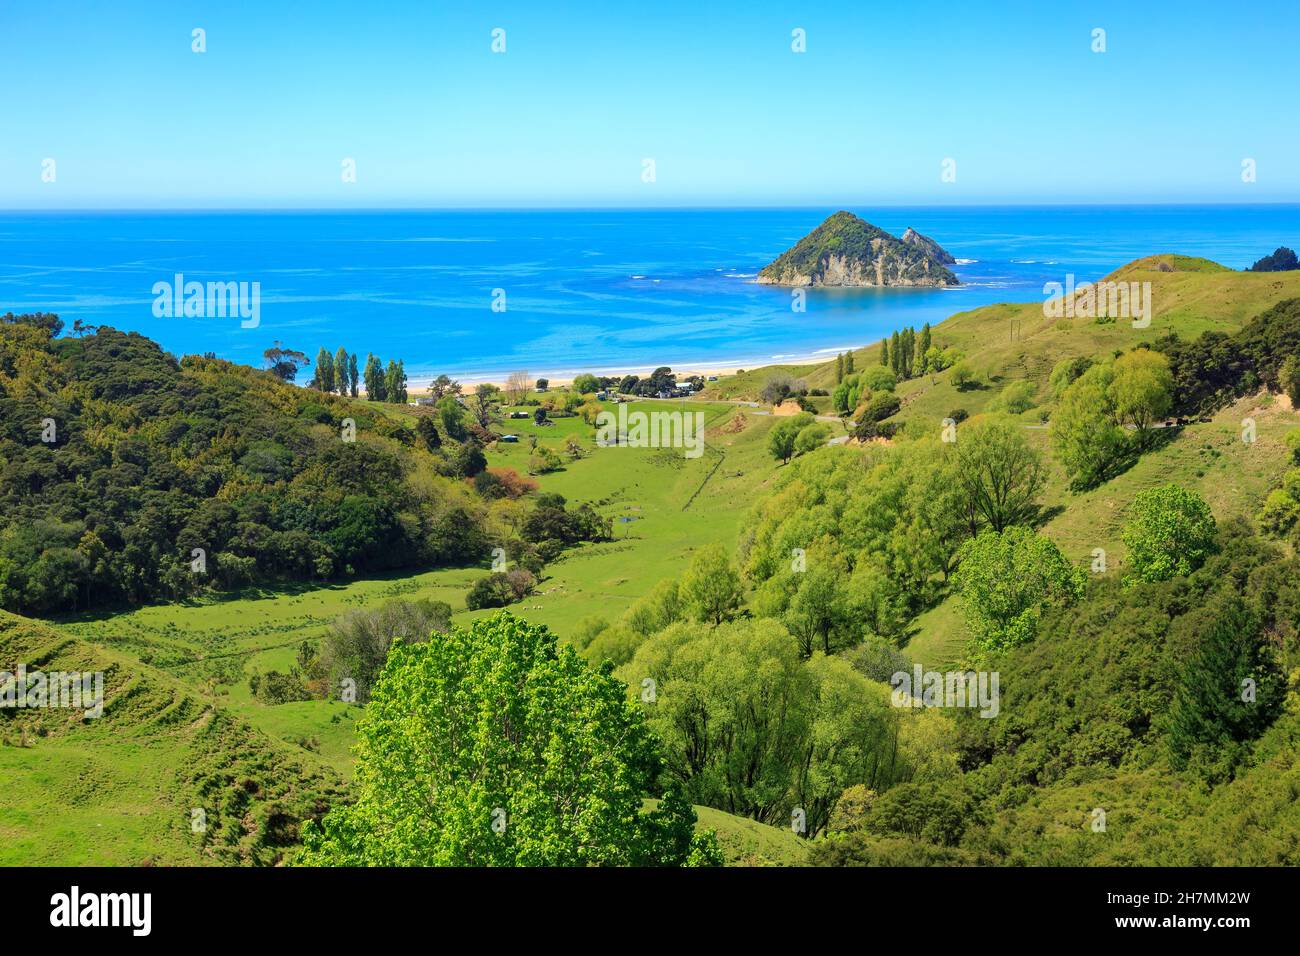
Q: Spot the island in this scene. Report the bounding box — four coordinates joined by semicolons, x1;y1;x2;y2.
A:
757;211;959;287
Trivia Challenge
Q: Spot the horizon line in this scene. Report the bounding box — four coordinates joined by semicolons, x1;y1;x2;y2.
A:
3;200;1300;214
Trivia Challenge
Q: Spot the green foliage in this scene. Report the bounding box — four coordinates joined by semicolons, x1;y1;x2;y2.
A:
758;211;957;287
571;372;600;394
621;617;906;837
766;412;815;463
990;379;1036;415
0;326;490;614
954;526;1085;651
318;598;452;704
1157;296;1300;415
1050;361;1132;490
680;543;743;625
297;612;719;866
953;418;1045;533
860;366;896;391
1121;483;1217;584
465;568;537;610
1165;598;1284;780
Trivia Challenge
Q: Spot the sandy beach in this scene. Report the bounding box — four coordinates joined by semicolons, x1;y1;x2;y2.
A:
405;350;844;394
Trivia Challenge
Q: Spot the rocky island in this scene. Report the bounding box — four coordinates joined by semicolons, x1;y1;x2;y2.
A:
757;211;959;287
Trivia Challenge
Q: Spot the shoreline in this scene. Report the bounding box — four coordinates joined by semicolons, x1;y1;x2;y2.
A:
404;347;854;393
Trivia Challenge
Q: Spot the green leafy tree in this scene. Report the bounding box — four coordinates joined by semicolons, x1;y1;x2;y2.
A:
953;418;1045;534
296;612;720;866
835;352;844;384
917;323;932;373
439;395;469;442
385;359;408;404
1121;483;1217;584
334;347;350;396
620;617;902;837
571;372;600;394
680;542;743;625
348;351;359;397
793;422;830;457
767;412;814;463
879;338;889;368
954;526;1085;651
313;347;334;392
1112;349;1174;444
1051;363;1129;489
263;342;309;382
844;351;854;375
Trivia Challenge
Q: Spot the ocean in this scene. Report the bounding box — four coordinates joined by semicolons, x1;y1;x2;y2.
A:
0;205;1295;383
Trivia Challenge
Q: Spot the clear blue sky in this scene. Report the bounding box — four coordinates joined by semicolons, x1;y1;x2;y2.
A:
2;0;1296;207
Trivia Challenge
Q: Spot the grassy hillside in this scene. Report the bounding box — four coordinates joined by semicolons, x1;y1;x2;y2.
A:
0;610;344;866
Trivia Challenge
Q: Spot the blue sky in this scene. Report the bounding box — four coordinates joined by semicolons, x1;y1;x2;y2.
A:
1;0;1296;207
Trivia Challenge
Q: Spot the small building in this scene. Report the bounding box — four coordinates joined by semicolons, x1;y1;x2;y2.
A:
595;391;608;401
510;410;531;419
499;434;520;443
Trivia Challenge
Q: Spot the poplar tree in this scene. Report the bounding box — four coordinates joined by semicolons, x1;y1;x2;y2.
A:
314;347;334;392
334;347;350;395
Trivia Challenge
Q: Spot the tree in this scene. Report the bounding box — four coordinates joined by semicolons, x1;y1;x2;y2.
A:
835;353;845;384
1051;363;1129;489
318;598;452;704
439;396;469;442
415;415;441;452
793;422;830;457
385;359;408;404
296;612;720;866
950;362;975;390
313;347;335;392
334;347;350;396
1165;598;1284;778
620;617;902;838
1121;483;1216;584
263;342;309;382
767;413;814;464
505;371;531;405
348;352;359;397
1248;246;1298;272
471;383;501;428
571;373;600;394
364;354;386;401
879;338;889;368
535;377;549;391
889;330;902;376
1278;354;1300;407
680;543;743;625
953;418;1045;534
760;375;799;406
917;323;932;373
844;351;854;375
1112;349;1173;444
784;565;848;656
954;526;1085;651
